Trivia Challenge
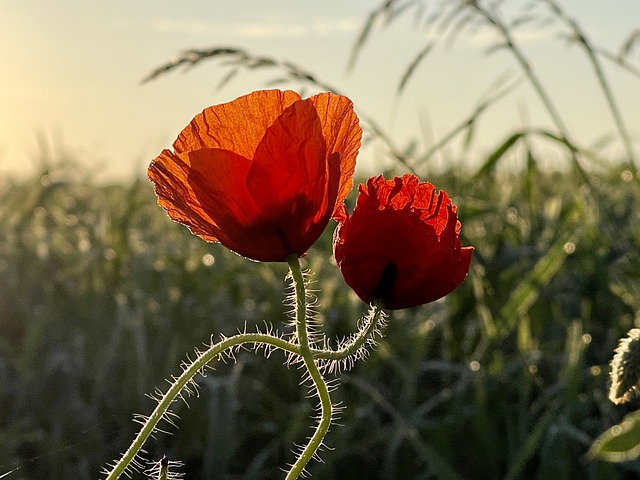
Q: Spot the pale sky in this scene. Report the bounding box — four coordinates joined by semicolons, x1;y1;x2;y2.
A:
1;1;639;182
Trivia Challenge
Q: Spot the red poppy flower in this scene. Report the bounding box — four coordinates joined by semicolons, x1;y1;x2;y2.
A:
148;89;362;262
333;174;473;309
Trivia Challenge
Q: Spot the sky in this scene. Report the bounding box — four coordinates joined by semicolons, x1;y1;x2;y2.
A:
1;0;639;182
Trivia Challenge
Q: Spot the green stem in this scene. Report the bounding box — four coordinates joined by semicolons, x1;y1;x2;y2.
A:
105;257;385;480
311;303;385;362
104;332;301;480
285;255;333;480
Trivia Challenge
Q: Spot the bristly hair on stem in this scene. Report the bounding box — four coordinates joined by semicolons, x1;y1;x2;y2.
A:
314;304;388;375
284;267;323;362
144;455;185;480
104;256;389;480
284;255;335;479
102;328;302;480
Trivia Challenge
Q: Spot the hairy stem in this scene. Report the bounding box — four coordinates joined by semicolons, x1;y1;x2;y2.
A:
104;333;301;480
105;257;385;480
311;303;385;362
285;255;333;479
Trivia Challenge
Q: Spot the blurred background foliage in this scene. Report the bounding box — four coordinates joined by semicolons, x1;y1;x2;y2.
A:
2;0;640;479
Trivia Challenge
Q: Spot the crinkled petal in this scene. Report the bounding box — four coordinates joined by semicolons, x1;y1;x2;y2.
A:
334;174;473;309
185;148;307;261
172;90;302;159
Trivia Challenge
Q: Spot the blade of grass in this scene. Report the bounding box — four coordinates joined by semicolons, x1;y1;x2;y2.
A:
472;132;524;180
397;42;433;94
589;410;640;462
504;409;557;480
416;73;522;169
497;202;583;339
345;375;465;480
542;0;638;173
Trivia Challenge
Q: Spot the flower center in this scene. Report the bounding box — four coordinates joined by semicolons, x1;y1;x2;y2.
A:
373;261;399;306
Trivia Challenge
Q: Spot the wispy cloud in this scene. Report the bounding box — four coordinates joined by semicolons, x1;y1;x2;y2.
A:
150;18;359;39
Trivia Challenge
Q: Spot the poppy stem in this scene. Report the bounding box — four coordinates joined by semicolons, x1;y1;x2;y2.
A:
106;258;384;480
103;332;302;480
310;302;386;363
285;254;333;480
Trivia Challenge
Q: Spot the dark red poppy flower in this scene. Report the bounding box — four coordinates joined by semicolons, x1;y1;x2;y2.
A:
333;174;473;309
148;89;362;262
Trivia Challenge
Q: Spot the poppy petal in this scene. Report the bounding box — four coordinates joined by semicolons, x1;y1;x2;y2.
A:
247;99;327;222
148;148;224;243
334;174;473;309
172;90;302;159
149;89;363;262
182;148;261;250
310;93;362;217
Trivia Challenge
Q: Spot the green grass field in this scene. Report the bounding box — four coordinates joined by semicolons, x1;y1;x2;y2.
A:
1;157;640;478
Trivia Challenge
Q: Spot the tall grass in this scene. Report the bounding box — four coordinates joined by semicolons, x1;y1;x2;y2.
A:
2;159;640;478
1;1;640;478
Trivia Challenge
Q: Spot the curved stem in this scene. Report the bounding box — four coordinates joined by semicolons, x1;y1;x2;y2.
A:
285;255;333;480
106;257;384;479
105;333;301;480
311;303;385;362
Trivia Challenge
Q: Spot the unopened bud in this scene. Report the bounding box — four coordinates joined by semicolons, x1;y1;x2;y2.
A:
609;328;640;404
